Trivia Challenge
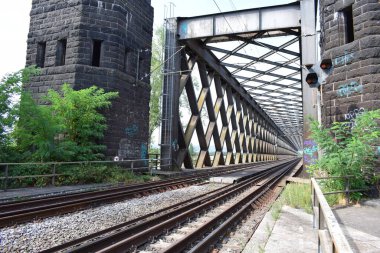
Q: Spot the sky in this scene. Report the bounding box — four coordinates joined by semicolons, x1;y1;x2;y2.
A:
0;0;294;78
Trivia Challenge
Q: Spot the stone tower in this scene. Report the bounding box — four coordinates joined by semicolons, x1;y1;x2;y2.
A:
25;0;154;159
319;0;380;127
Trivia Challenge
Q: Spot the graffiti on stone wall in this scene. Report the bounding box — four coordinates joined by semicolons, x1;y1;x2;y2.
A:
343;107;365;129
125;124;138;137
172;139;179;151
333;51;355;66
141;143;148;165
337;81;363;97
303;139;318;167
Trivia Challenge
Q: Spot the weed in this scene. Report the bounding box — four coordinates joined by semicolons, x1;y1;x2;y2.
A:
271;183;312;220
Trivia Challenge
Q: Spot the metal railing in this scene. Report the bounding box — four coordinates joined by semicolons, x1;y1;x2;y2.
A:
315;175;377;206
0;154;170;191
311;178;353;253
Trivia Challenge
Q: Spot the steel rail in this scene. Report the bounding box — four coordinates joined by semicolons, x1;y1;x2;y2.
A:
44;160;291;253
64;159;298;253
185;159;299;253
0;160;287;228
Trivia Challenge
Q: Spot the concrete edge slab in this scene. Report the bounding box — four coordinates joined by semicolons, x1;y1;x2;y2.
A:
242;202;277;253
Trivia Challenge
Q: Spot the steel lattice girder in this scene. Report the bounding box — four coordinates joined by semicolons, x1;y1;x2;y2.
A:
160;1;316;169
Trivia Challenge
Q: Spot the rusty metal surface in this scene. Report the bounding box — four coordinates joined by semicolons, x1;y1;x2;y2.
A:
51;159;300;253
0;161;280;228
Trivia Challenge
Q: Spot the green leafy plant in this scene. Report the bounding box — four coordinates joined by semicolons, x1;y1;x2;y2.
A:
14;84;118;162
5;164;154;189
0;66;40;162
308;110;380;201
149;26;164;145
14;92;68;162
45;84;119;161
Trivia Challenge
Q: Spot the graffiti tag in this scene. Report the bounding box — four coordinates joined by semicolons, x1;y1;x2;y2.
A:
125;124;138;137
172;139;179;151
344;107;365;121
343;107;365;130
337;81;363;97
303;139;318;167
333;51;355;66
141;143;148;165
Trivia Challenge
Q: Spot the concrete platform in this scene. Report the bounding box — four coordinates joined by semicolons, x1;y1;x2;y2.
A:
243;199;380;253
209;162;282;184
333;199;380;253
210;160;303;184
0;183;115;202
243;205;318;253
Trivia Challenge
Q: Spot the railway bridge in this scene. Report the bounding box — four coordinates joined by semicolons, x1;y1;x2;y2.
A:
160;1;316;170
25;0;379;169
159;0;380;171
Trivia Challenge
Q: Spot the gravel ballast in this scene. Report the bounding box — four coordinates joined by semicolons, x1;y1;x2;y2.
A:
0;184;221;253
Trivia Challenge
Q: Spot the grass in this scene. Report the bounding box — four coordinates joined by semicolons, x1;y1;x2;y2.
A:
271;183;312;220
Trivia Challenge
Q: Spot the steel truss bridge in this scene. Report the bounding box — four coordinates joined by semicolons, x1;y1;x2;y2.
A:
160;1;318;169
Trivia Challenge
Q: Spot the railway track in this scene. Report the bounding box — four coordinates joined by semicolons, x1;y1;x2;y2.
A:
39;158;300;253
0;159;288;228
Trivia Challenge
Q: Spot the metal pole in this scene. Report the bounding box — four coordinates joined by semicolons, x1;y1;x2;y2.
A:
136;49;140;84
3;165;9;191
52;163;56;186
345;177;350;206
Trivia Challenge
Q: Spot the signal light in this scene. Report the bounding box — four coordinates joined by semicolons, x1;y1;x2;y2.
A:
306;73;318;86
305;58;333;88
320;59;332;70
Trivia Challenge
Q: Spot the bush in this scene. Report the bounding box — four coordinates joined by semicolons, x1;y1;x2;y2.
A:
13;84;118;162
2;164;153;189
308;110;380;202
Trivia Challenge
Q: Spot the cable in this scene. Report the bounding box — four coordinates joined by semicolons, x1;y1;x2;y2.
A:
139;45;185;81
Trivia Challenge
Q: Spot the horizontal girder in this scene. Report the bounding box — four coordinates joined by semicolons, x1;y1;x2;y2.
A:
177;2;301;40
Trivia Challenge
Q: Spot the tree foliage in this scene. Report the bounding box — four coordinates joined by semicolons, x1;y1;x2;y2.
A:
15;84;118;162
0;66;119;162
14;92;65;162
45;84;118;161
0;66;40;162
149;26;164;145
309;110;380;198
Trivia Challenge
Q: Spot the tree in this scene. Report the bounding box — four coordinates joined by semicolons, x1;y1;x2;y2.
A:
45;84;119;161
14;84;118;162
0;66;39;162
149;26;164;146
14;92;66;162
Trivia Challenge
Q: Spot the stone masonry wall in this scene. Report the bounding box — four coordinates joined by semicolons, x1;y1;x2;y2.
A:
320;0;380;169
26;0;154;159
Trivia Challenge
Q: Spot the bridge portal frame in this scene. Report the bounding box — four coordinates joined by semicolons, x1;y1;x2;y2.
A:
160;1;317;170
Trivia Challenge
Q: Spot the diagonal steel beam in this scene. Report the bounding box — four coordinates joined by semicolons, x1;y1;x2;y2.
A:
229;37;299;75
218;32;265;62
185;39;288;139
254;99;303;110
206;45;300;72
249;39;300;57
222;62;300;83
